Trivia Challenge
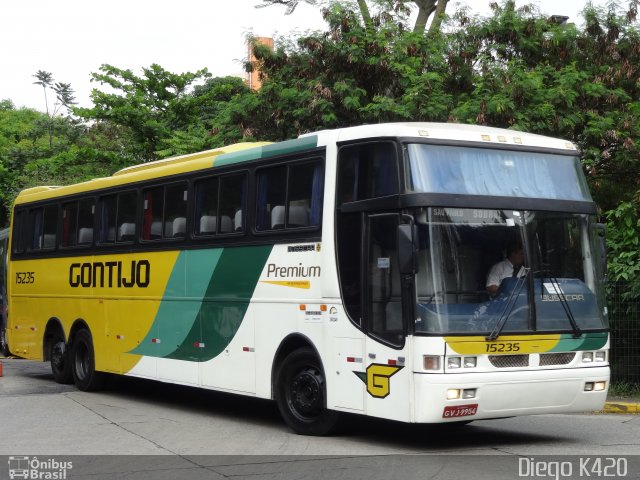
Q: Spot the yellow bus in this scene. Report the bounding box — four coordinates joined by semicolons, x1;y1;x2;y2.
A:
6;123;610;435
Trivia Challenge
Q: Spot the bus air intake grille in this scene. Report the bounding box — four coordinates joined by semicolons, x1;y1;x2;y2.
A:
539;352;576;366
488;354;529;368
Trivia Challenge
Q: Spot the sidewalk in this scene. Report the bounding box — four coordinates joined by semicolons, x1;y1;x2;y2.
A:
603;398;640;414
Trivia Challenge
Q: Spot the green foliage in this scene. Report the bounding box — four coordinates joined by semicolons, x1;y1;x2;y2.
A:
75;67;253;162
605;200;640;300
0;96;133;225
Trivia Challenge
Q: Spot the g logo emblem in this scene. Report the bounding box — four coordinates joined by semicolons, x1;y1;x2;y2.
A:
354;363;403;398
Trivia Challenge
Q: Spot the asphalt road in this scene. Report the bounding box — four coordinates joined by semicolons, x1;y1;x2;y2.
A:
1;358;639;479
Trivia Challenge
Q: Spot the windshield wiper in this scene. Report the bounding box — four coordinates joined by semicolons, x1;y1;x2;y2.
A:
534;233;582;338
486;267;530;341
547;276;582;338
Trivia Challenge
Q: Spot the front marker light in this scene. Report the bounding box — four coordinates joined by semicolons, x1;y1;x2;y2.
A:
594;381;607;391
447;357;462;369
424;355;441;370
447;389;461;400
462;388;477;399
582;352;594;363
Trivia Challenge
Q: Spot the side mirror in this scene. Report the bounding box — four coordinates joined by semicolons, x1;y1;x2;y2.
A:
594;223;607;276
397;223;419;275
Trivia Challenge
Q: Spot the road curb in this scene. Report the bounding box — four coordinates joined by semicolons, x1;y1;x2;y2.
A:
603;402;640;414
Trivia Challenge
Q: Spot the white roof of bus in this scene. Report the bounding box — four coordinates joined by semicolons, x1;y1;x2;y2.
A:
304;122;577;151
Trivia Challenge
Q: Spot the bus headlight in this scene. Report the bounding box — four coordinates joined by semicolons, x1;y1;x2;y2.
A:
582;351;607;363
423;356;441;370
582;352;594;363
463;357;477;368
447;357;461;369
584;381;607;392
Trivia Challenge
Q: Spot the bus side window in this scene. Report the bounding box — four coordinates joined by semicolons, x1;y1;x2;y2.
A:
28;205;57;251
142;187;164;240
60;198;95;247
194;177;219;236
256;166;286;231
219;174;246;233
195;174;246;236
77;199;95;245
99;195;117;244
61;202;78;247
337;142;398;204
11;210;24;254
116;191;137;242
165;183;187;239
99;192;136;244
256;161;323;232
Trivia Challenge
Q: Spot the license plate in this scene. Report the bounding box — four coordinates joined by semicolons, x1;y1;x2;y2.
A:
443;404;478;418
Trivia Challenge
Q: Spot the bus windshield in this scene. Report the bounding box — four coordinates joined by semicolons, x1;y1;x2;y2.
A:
412;208;607;336
405;144;592;202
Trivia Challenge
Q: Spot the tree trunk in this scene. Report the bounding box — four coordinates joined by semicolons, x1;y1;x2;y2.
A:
413;0;437;35
356;0;373;30
427;0;449;36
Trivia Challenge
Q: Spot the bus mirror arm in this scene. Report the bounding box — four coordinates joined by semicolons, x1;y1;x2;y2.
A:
397;223;419;275
594;223;607;277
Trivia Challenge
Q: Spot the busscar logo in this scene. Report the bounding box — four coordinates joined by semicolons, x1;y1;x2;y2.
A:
8;456;73;479
354;363;403;398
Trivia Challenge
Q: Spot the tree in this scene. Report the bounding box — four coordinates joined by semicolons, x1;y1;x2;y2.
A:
32;70;77;148
0;101;93;225
258;0;450;35
75;65;252;162
246;1;640;207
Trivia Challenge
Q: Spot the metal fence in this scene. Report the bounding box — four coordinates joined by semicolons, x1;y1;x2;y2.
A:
608;282;640;385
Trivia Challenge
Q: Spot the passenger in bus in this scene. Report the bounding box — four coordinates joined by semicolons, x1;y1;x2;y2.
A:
486;242;525;295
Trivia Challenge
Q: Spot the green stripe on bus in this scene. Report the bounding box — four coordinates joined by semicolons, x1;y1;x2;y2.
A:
214;136;318;168
261;136;318;158
550;332;608;352
130;249;223;357
165;244;273;361
215;147;264;167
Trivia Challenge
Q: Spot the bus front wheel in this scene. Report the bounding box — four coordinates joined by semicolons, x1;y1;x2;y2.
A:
50;334;73;384
275;347;339;436
71;329;104;391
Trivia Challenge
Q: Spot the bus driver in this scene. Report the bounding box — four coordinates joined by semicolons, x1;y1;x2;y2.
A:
486;242;525;295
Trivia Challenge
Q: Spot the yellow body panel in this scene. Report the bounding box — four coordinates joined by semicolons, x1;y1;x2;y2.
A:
8;251;179;372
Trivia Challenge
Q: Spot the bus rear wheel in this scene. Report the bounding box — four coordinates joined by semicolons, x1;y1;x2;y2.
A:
71;329;104;391
0;329;9;357
50;334;73;384
275;347;339;436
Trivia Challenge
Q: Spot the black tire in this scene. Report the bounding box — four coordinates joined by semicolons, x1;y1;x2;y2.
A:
0;329;9;357
50;333;73;384
275;347;339;436
71;329;104;391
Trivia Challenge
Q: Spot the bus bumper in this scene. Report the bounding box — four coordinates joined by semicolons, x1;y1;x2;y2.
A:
413;366;610;423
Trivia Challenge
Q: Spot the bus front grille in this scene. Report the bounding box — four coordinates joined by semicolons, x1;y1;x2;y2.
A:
539;352;576;366
488;354;530;368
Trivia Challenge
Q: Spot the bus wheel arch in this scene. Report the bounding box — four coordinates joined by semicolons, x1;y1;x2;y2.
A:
273;335;339;435
43;318;73;385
